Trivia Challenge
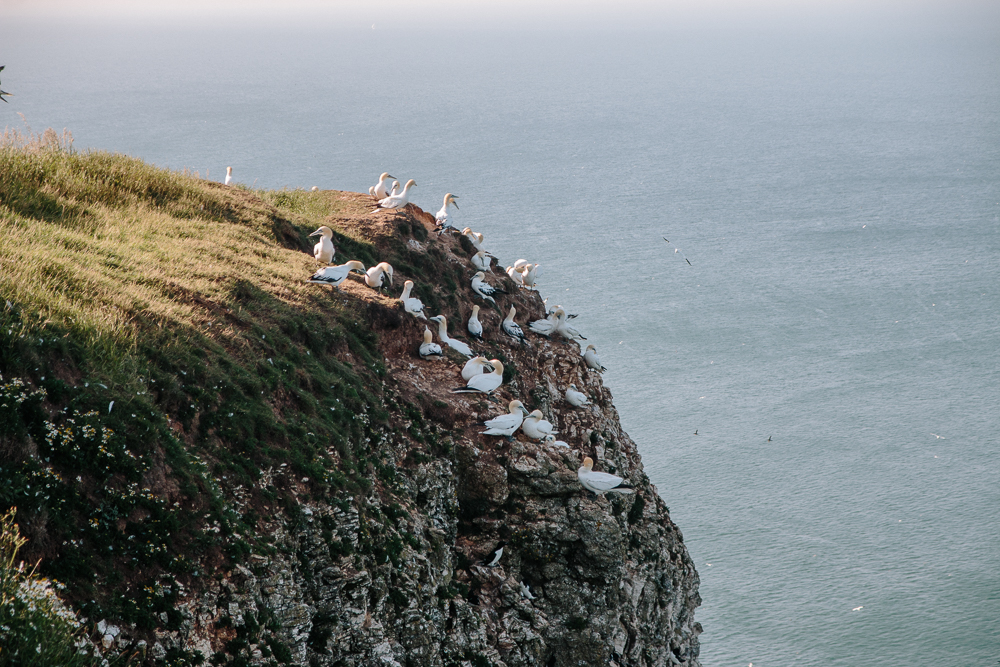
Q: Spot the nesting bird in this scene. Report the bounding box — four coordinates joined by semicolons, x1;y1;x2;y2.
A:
377;179;416;210
418;327;443;359
364;262;394;291
583;344;607;372
577;457;634;495
565;384;590;407
461;356;494;381
471;251;491;272
435;193;460;232
399;280;427;319
467;305;483;339
471;272;504;303
307;260;366;289
481;400;529;437
501;305;526;344
520;410;557;440
369;172;395;199
429;315;473;357
543;435;571;448
453;359;504;393
309;226;335;264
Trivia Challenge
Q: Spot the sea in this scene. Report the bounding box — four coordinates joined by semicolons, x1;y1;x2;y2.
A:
4;12;999;666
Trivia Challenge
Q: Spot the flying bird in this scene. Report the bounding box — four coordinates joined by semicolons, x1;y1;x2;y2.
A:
483;541;507;567
0;66;10;102
309;225;336;264
663;237;692;266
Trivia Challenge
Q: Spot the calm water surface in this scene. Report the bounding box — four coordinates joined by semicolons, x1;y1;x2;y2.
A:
5;19;999;666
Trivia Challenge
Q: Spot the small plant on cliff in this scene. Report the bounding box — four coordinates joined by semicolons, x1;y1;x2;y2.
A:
0;508;132;666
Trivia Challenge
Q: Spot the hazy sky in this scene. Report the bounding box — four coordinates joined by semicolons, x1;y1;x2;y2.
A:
5;0;997;31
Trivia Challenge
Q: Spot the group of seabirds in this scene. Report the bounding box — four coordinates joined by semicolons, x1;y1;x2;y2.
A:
306;172;633;577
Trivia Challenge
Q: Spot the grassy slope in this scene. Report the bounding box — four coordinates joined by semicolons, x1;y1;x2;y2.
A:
0;143;414;663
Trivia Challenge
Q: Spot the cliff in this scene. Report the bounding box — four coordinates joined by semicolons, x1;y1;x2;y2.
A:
0;146;701;666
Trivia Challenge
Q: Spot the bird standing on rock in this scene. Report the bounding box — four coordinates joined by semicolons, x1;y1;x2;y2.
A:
309;226;335;264
583;344;607;372
429;315;473;358
471;271;504;303
435;193;459;232
501;305;526;344
481;400;529;437
461;356;494;381
577;457;634;495
565;384;590;407
521;410;557;440
452;359;504;393
471;251;491;272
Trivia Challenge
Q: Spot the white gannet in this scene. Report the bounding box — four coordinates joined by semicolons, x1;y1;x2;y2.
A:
501;305;526;343
471;271;504;303
461;356;494;381
520;263;541;290
418;326;443;359
399;280;427;320
578;456;634;495
452;358;504;393
543;435;571;448
519;582;536;600
528;308;560;337
377;179;416;210
471;251;491;272
308;260;366;289
506;265;524;285
583;344;606;372
365;262;394;291
467;305;483;339
555;310;586;341
309;225;336;264
521;410;557;440
513;259;530;271
435;193;459;231
224;166;233;186
481;400;529;437
483;541;506;567
370;172;395;199
429;315;473;358
565;384;590;407
462;227;489;254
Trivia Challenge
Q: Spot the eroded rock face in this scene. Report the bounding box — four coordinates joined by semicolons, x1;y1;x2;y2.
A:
152;200;701;667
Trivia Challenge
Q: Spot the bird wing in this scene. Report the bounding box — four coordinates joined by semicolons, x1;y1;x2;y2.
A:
484;413;520;430
580;471;626;491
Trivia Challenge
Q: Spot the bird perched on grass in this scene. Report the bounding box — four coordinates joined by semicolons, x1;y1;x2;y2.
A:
435;193;459;232
364;262;394;291
377;179;416;210
369;172;395;199
309;226;335;264
224;166;233;186
0;66;11;103
307;260;365;289
399;280;427;319
577;457;634;495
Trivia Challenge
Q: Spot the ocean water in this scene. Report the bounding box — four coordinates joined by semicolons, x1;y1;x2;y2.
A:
5;17;999;666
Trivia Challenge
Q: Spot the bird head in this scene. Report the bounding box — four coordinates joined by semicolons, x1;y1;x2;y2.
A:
586;344;596;352
527;409;543;419
445;193;459;209
489;359;504;375
380;172;392;181
346;260;366;273
473;271;486;280
582;456;594;471
509;400;529;415
309;225;333;239
404;179;417;188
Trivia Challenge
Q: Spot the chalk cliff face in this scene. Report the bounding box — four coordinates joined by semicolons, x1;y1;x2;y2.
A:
150;195;702;667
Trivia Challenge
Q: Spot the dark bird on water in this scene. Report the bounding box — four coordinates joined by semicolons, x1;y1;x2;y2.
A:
693;429;698;435
483;541;507;567
767;435;772;442
0;66;11;103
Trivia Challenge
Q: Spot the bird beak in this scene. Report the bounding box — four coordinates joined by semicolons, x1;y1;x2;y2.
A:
309;229;321;237
453;202;459;209
387;175;395;179
520;406;530;416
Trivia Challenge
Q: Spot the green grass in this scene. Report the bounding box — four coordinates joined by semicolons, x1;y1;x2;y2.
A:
0;134;399;662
